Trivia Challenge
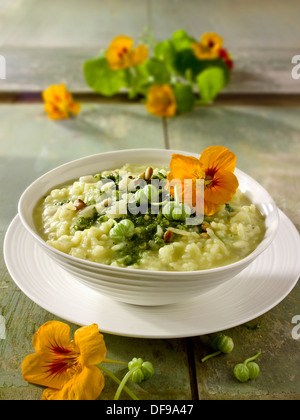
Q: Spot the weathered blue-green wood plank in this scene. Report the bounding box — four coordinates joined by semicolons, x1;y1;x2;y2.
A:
193;284;300;400
1;47;297;94
0;0;299;93
0;103;194;400
1;0;298;49
0;103;165;226
166;106;300;399
0;0;149;48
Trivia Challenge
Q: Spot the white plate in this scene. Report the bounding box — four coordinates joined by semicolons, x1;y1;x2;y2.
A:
4;211;300;339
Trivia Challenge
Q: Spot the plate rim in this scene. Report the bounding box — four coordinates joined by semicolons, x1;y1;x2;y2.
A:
3;211;300;339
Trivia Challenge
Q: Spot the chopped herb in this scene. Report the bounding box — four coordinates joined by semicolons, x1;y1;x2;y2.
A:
244;322;265;330
85;198;97;206
100;173;120;185
72;208;99;231
55;199;71;206
225;203;234;212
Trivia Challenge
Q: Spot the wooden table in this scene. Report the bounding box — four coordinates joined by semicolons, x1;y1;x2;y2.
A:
0;0;299;401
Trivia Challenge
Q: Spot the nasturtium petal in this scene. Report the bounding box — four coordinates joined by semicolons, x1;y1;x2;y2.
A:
21;350;70;390
169;154;202;180
42;84;80;120
131;45;149;67
74;324;107;366
146;84;176;117
204;170;239;205
200;146;236;173
42;366;105;401
32;321;72;353
203;201;220;216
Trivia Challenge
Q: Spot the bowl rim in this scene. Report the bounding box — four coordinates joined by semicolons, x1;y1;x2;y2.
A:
18;148;280;277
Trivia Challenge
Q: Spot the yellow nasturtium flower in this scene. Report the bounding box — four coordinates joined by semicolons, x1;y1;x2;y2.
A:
21;321;107;400
146;84;177;117
167;146;239;215
192;32;223;60
106;35;148;70
42;84;80;120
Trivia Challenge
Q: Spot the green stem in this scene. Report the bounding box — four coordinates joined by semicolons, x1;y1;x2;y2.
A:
244;351;261;365
151;200;168;206
162;117;170;149
201;350;221;363
114;366;140;400
102;358;127;366
174;184;179;206
97;364;139;401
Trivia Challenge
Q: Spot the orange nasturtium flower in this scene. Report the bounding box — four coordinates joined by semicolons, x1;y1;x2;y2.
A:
167;146;239;215
192;32;224;60
21;321;107;400
42;84;80;120
106;35;148;70
146;84;177;117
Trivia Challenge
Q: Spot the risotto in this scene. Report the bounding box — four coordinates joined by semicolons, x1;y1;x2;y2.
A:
33;164;266;271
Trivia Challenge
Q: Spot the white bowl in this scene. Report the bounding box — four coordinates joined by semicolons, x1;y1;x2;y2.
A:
18;149;279;306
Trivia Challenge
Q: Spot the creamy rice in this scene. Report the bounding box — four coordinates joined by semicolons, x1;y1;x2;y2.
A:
33;164;266;271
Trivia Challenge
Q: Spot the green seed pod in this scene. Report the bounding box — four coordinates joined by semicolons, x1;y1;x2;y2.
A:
143;184;159;202
109;219;135;242
211;333;234;354
162;202;175;220
201;333;234;362
171;204;191;221
180;203;191;220
162;202;191;221
131;368;145;384
247;362;260;380
134;189;149;205
128;357;143;371
128;358;155;384
141;361;155;380
172;207;184;220
234;363;250;382
233;351;261;382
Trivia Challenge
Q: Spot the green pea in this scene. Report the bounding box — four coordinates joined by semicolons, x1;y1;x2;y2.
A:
109;219;135;242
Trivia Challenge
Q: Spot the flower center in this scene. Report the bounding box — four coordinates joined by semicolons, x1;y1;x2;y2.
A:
118;47;129;59
45;341;80;378
204;175;214;188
